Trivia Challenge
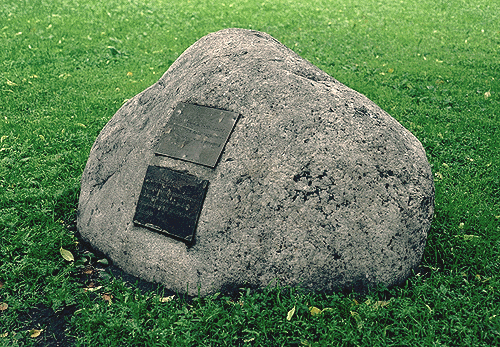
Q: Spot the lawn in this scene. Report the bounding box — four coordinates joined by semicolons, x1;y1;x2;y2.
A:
1;0;499;345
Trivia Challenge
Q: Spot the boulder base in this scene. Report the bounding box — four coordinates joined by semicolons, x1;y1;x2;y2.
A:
77;28;434;296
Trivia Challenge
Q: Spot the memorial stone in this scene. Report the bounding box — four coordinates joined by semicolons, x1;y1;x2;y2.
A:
77;28;434;296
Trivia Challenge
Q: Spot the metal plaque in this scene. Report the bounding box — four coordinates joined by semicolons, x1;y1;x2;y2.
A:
155;102;239;168
133;165;209;244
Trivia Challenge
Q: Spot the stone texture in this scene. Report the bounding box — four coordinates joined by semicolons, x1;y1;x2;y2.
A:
77;28;434;296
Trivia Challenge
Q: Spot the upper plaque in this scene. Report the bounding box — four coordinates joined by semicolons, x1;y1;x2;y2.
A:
155;102;239;168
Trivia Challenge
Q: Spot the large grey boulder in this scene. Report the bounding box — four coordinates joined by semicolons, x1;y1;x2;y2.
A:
77;28;434;296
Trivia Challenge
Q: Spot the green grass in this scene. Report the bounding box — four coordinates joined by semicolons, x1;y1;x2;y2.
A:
1;0;499;345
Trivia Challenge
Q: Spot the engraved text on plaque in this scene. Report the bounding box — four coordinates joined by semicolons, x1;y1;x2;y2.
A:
133;165;209;243
155;102;239;168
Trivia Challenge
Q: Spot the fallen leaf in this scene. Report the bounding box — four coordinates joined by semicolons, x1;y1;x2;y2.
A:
60;247;74;262
127;71;133;76
29;329;42;338
463;234;479;241
0;332;8;338
434;172;443;180
6;79;17;86
0;280;3;289
485;91;491;99
108;46;121;55
309;306;322;316
388;68;394;73
84;285;102;292
102;293;113;303
0;302;8;311
373;301;390;309
286;306;296;321
82;267;94;275
383;325;390;337
350;311;363;331
159;295;175;303
96;258;109;265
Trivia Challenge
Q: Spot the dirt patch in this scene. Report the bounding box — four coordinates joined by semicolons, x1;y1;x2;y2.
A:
17;303;77;347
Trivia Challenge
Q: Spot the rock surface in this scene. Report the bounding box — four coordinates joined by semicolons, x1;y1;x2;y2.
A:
77;28;434;296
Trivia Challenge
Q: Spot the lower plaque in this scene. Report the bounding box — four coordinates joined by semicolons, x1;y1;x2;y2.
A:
133;165;208;244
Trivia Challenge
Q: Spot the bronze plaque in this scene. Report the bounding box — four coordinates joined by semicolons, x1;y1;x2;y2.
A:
133;165;208;243
155;102;239;168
